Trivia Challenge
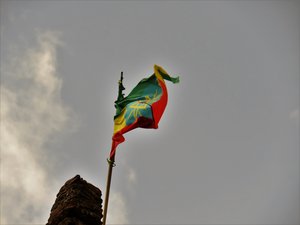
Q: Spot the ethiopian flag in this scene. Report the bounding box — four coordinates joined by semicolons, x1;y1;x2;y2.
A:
110;65;179;159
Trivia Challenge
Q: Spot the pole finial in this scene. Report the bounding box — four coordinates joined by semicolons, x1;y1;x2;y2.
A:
117;71;125;102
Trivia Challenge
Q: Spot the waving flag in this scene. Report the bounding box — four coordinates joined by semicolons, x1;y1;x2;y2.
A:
110;65;179;159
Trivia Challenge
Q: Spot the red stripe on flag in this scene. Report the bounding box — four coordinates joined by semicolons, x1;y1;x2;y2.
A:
151;79;168;128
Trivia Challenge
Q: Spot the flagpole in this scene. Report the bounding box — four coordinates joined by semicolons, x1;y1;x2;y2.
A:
103;72;124;225
103;155;115;225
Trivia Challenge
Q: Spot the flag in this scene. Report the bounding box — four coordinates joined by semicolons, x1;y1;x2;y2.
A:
110;64;179;159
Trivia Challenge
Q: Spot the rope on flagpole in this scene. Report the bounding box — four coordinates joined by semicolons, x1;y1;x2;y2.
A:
107;158;116;167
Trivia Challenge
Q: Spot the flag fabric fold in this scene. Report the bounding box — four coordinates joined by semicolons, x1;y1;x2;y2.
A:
110;64;179;159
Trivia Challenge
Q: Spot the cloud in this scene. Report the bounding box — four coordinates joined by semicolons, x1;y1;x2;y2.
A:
0;31;72;224
127;167;137;185
107;192;129;225
289;109;299;123
120;160;138;187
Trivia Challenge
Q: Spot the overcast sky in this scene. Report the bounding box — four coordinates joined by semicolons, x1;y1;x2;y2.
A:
1;0;299;224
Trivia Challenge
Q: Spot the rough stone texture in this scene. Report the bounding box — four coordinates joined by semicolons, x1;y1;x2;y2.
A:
46;175;102;225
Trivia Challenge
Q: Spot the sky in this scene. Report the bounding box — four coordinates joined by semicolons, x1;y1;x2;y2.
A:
0;0;299;224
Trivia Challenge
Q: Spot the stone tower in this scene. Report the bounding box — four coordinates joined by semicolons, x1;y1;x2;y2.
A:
46;175;102;225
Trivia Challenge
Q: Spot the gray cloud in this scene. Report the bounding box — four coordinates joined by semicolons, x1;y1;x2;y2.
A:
1;31;72;223
290;109;299;123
